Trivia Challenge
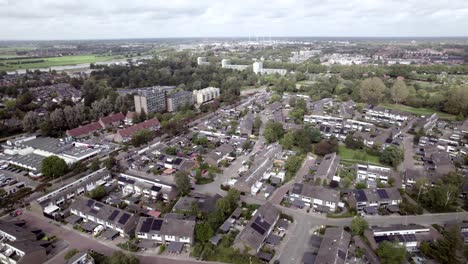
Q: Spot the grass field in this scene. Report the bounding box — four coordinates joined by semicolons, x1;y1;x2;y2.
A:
0;54;122;72
379;103;456;120
338;145;383;165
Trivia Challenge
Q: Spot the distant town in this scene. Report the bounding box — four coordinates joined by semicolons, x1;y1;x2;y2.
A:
0;37;467;264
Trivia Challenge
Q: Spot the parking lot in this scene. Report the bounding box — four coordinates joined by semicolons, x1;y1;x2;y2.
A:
0;167;39;189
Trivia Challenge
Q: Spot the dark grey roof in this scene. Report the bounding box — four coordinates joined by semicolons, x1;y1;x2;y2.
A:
82;221;99;232
277;219;289;230
101;228;119;240
291;183;340;203
70;197;136;230
0;221;37;241
136;217;195;239
257;251;273;261
209;235;222;245
64;215;82;225
315;152;340;180
138;239;155;248
265;233;281;245
309;235;323;248
303;252;317;264
167;241;184;253
234;202;280;252
315;228;350;264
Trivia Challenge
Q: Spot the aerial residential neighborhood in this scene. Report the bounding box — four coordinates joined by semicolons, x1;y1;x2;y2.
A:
0;2;468;264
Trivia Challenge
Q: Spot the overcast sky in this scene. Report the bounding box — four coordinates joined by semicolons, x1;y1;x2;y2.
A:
1;0;467;40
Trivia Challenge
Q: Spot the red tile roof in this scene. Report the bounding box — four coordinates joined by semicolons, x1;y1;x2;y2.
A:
66;122;103;137
100;112;125;125
117;118;160;138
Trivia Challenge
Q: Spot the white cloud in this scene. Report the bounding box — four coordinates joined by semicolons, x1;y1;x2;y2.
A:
0;0;466;39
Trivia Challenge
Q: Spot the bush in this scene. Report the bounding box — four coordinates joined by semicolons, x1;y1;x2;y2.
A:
64;249;79;260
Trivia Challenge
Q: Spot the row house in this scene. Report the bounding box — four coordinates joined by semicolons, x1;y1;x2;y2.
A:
348;188;402;213
367;224;434;252
233;202;280;255
117;173;176;201
356;164;392;183
31;169;111;216
69;197;138;237
135;217;195;244
364;106;409;127
289;183;341;213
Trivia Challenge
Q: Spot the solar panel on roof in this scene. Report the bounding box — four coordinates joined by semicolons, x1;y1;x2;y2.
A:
151;219;163;231
377;189;389;199
117;176;127;182
127;179;135;184
90;209;99;215
151;186;162;192
140;218;152;233
337;250;346;260
87;199;95;207
118;213;131;225
108;210;119;221
355;190;367;202
95;203;104;208
374;235;389;243
251;222;266;235
254;217;271;231
174;158;182;165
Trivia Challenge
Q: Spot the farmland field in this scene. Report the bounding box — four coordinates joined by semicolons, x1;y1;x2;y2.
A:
0;54;122;72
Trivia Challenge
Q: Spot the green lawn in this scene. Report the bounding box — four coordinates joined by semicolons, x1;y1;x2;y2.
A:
379;103;456;120
338;145;382;165
0;54;122;72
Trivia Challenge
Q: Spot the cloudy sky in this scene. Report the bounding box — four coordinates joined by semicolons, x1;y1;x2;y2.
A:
1;0;467;40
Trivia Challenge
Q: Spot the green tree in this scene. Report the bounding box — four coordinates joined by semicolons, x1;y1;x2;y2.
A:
314;138;338;156
444;85;468;116
380;145;403;168
90;159;101;171
165;147;177;155
423;225;464;264
359;77;387;105
41;156;68;179
195;222;214;243
131;129;154;147
390;79;409;104
64;248;79;260
279;131;295;150
175;171;191;196
285;155;304;181
107;251;139;264
351;216;368;236
263;121;285;143
88;185;107;200
376;241;407;264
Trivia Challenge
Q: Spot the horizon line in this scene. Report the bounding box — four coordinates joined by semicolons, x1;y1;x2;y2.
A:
1;35;468;42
